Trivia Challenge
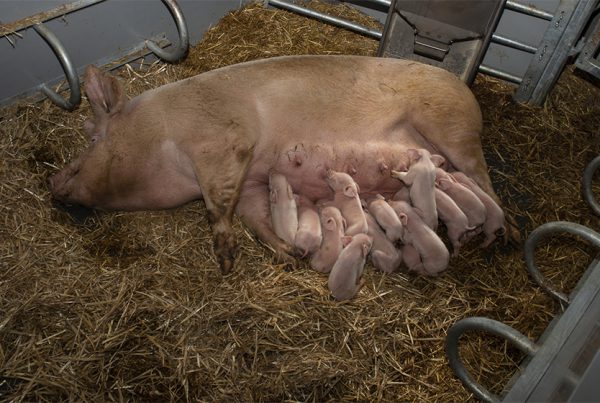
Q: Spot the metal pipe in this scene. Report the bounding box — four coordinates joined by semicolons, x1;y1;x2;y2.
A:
446;317;539;403
147;0;189;63
582;156;600;216
505;0;554;21
0;0;106;36
33;23;81;111
491;33;537;53
268;0;383;39
478;64;523;84
524;221;600;304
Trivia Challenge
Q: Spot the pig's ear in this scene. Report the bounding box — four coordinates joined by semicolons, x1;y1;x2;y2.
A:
343;184;357;198
84;65;126;116
437;178;450;191
398;213;408;226
342;236;353;247
430;154;446;168
270;188;278;203
286;184;294;200
361;241;371;257
407;149;421;163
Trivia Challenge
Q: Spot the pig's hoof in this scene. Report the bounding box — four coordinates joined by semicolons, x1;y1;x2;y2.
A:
504;216;522;246
274;250;297;270
214;232;238;275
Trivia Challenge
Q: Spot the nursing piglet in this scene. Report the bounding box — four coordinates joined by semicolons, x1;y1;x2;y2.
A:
294;197;323;257
269;172;298;245
366;194;404;243
325;170;368;236
328;233;372;301
365;212;402;273
310;206;346;274
435;188;473;256
389;200;449;276
435;168;486;232
451;171;506;247
390;149;438;230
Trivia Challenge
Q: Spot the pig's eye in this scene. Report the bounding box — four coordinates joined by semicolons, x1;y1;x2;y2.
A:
90;135;99;144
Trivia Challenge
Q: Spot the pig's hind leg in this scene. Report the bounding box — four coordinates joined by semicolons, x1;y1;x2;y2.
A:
236;184;297;265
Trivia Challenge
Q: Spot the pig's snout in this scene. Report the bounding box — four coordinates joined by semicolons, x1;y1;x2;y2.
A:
48;165;79;202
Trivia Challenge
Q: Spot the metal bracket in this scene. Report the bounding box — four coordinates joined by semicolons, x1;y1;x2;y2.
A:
582;156;600;216
524;221;600;304
146;0;189;63
33;23;81;111
445;317;539;403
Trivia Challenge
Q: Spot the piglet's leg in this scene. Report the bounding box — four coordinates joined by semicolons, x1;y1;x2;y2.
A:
236;184;296;264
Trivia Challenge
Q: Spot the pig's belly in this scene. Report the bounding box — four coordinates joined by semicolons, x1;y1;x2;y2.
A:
244;139;431;201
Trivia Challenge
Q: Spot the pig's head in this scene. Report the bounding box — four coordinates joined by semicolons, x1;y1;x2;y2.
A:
48;65;133;209
325;170;360;198
407;148;432;166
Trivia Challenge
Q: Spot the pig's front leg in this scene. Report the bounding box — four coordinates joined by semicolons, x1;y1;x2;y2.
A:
236;184;296;264
187;135;256;274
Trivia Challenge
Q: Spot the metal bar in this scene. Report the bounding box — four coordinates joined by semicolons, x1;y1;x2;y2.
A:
146;0;189;63
524;221;600;304
491;33;537;53
355;0;391;7
478;64;523;84
33;23;80;111
582;156;600;216
268;0;383;39
505;0;554;21
446;317;539;403
0;0;107;36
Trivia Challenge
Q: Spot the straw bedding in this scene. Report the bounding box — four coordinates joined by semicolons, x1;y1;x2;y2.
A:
1;1;599;401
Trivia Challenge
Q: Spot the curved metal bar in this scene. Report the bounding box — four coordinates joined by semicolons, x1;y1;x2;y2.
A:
525;221;600;304
446;317;539;403
33;23;81;110
582;156;600;216
147;0;189;63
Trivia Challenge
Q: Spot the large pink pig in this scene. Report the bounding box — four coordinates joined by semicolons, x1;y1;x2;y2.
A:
389;200;449;276
366;194;404;243
451;171;506;247
325;170;368;236
269;172;298;245
328;233;372;301
310;206;346;274
294;196;322;257
49;55;514;274
365;211;402;273
390;149;438;230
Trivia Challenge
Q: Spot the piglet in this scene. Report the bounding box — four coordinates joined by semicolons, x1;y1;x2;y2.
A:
269;172;298;245
365;212;402;273
294;196;323;257
328;233;372;301
325;170;368;236
366;194;404;243
389;200;449;276
390;149;438;230
310;206;346;274
451;171;506;247
435;168;486;233
435;188;473;256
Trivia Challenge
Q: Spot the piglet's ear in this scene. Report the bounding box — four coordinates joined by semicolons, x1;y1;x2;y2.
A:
324;217;336;231
430;154;446;168
84;65;126;117
343;184;357;198
407;149;421;163
399;213;408;227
